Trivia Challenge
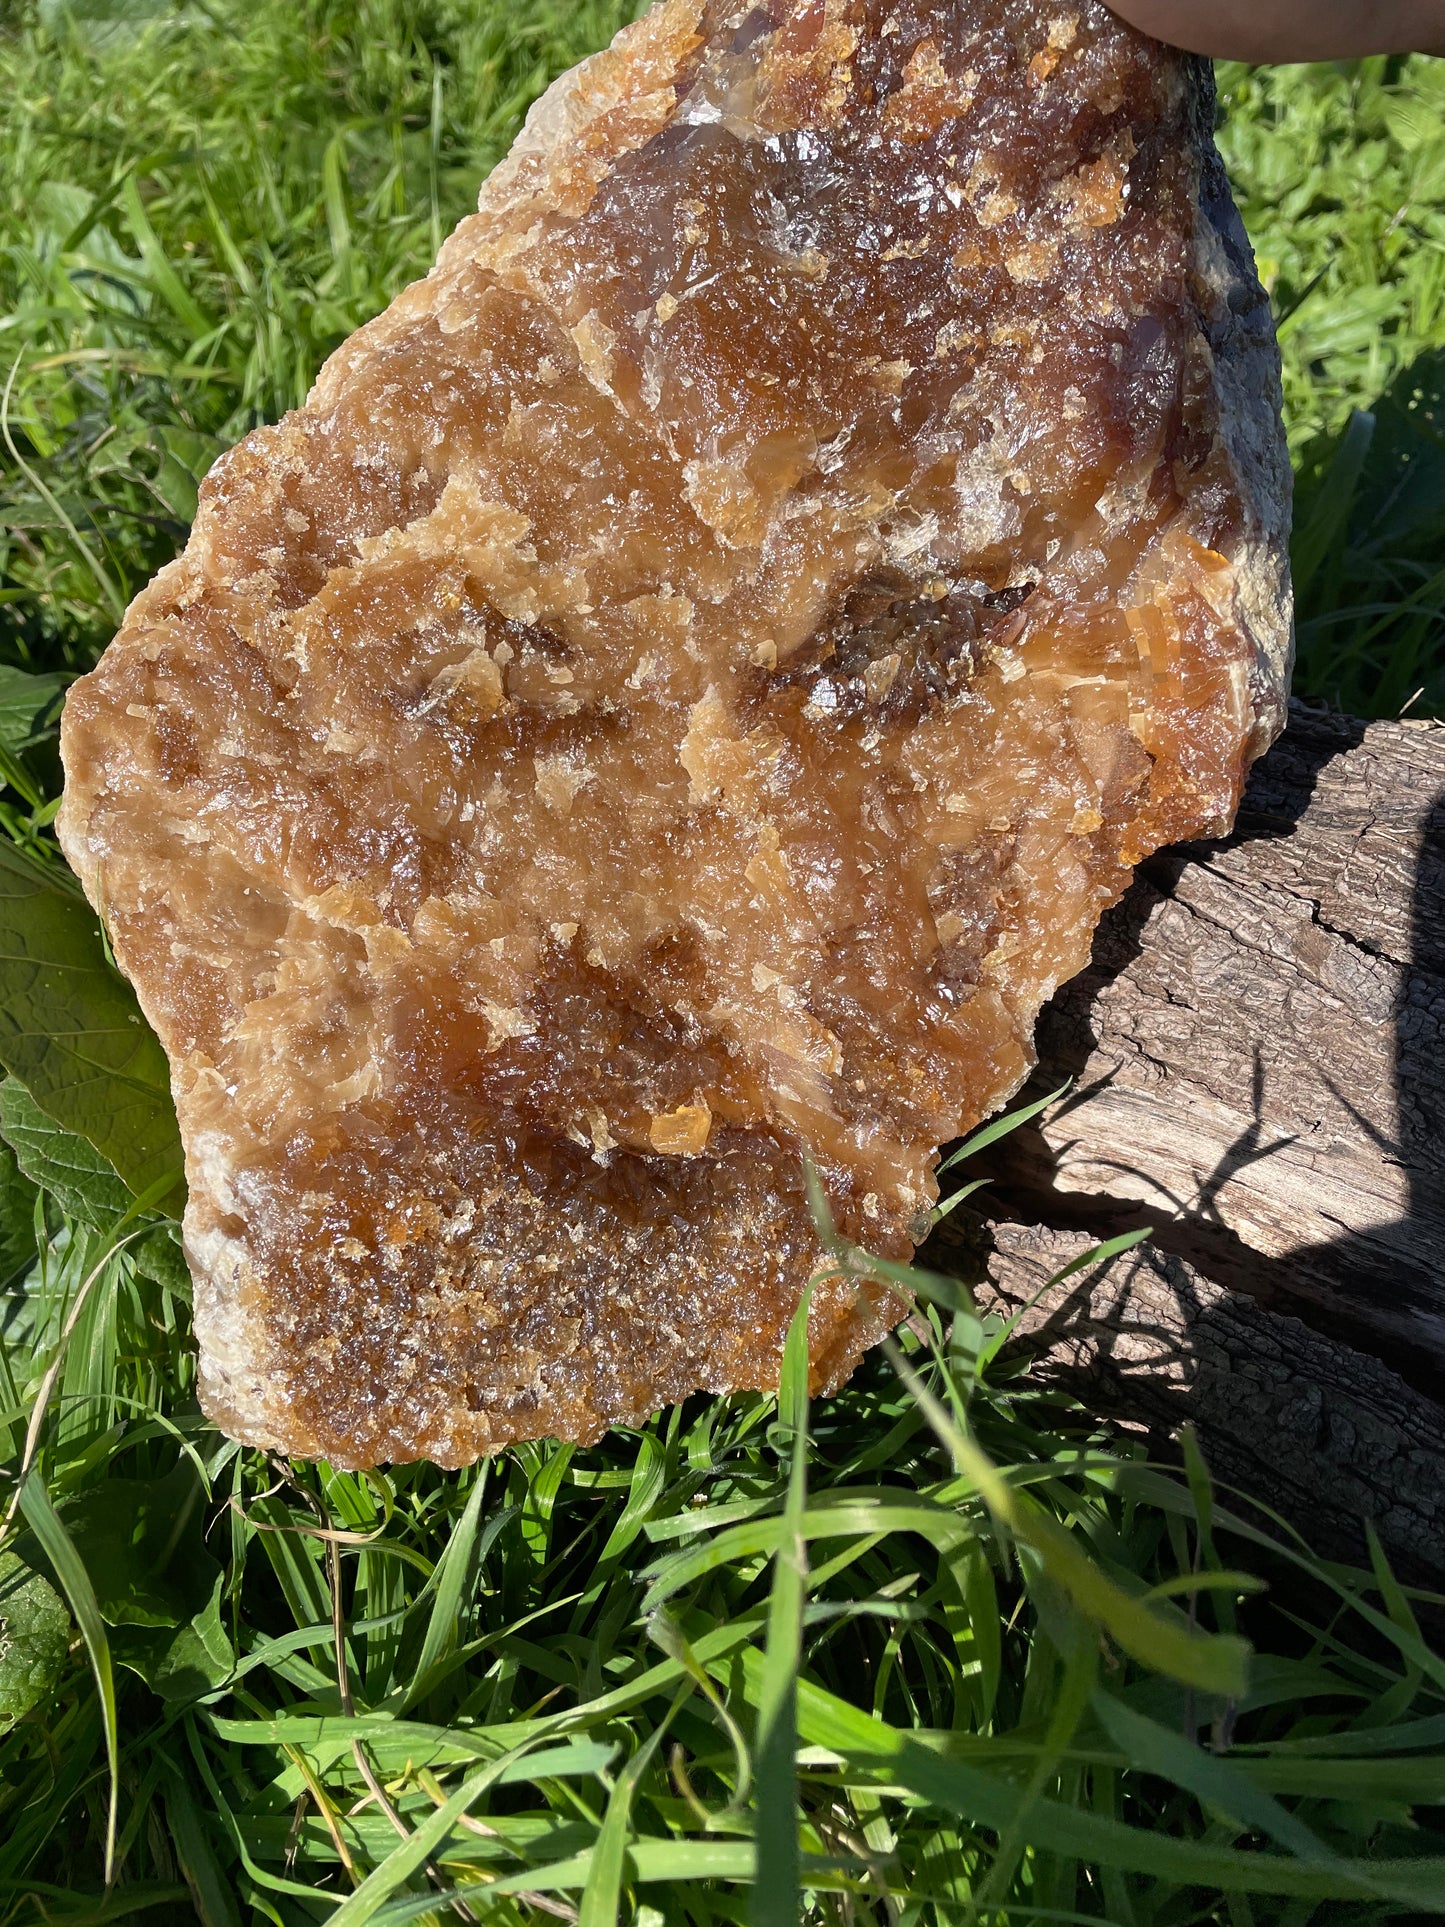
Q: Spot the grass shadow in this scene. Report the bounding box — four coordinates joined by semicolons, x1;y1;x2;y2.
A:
1293;345;1445;717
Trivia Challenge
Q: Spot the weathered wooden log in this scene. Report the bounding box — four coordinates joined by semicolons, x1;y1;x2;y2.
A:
923;706;1445;1580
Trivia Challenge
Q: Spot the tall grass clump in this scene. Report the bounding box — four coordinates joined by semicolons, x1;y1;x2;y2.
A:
0;0;649;673
3;1134;1445;1921
3;4;1445;1920
1219;56;1445;714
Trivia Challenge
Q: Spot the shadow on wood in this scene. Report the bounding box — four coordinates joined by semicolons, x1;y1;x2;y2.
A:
922;706;1445;1583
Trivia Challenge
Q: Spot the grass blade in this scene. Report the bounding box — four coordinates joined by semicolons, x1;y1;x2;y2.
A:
751;1284;813;1927
1090;1692;1338;1865
936;1082;1070;1177
884;1337;1251;1697
324;1748;540;1927
19;1471;120;1884
578;1706;677;1927
404;1468;488;1709
119;175;214;345
165;1769;244;1927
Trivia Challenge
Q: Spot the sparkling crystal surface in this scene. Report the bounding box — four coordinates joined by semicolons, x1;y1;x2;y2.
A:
59;0;1291;1467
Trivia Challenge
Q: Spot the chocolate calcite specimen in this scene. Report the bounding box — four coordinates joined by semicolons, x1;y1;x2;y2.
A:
59;0;1291;1467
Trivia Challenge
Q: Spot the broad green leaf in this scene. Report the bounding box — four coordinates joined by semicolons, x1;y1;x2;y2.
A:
0;1136;39;1287
96;425;220;525
128;1217;191;1298
0;664;67;756
0;1550;70;1728
0;1076;187;1290
0;839;184;1213
63;1460;220;1630
0;1072;131;1225
113;1571;233;1701
1383;93;1445;151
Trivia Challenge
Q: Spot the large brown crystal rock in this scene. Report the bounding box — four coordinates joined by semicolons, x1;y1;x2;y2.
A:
58;0;1292;1468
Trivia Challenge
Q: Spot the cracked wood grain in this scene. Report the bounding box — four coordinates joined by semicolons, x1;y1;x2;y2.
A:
953;1221;1445;1582
922;706;1445;1579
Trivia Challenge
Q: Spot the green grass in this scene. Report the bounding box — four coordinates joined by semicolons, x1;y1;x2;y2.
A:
0;0;649;675
3;4;1445;1921
1216;56;1445;714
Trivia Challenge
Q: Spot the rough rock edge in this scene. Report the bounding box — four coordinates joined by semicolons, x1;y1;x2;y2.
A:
1185;55;1294;766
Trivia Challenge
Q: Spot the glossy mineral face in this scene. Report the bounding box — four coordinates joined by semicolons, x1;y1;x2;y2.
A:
58;0;1290;1467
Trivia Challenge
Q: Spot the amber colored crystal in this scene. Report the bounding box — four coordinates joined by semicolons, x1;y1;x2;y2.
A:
58;0;1291;1467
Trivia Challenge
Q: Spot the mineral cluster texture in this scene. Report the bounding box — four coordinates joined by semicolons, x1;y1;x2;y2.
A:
59;0;1292;1467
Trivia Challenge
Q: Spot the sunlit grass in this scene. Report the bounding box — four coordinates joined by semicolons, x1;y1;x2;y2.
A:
0;0;649;670
1217;56;1445;713
4;1157;1445;1922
